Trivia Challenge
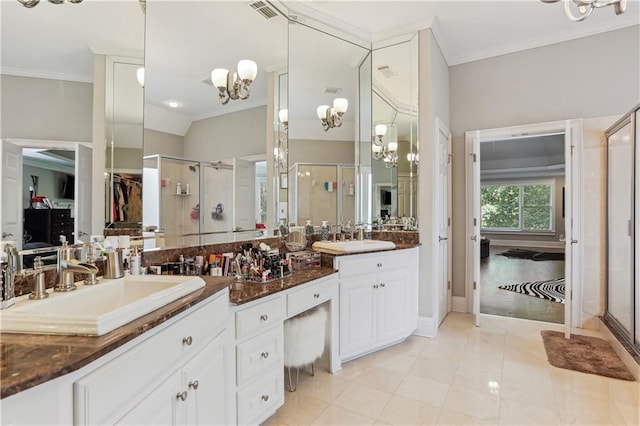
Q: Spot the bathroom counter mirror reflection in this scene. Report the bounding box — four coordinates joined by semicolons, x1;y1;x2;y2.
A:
142;1;287;248
371;36;419;226
0;1;144;259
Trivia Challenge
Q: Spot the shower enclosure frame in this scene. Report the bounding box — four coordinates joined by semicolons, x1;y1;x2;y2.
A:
604;104;640;358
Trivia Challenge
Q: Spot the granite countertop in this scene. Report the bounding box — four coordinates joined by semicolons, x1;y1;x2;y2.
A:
229;266;337;305
0;275;233;399
0;267;338;399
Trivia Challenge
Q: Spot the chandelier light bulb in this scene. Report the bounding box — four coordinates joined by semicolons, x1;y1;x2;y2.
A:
211;68;229;89
372;145;382;153
387;142;398;152
237;60;258;81
375;124;387;137
317;105;329;120
279;109;288;124
333;98;348;113
136;67;145;87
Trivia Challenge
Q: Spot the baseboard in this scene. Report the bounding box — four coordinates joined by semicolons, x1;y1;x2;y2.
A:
452;296;467;313
490;239;564;249
413;315;437;338
598;318;640;380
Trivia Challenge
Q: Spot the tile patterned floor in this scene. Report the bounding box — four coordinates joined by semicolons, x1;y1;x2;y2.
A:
264;313;639;425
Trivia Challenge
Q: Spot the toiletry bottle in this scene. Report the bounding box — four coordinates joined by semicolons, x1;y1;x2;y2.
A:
186;183;190;195
305;220;314;236
176;182;182;194
179;254;185;275
130;247;141;275
321;221;329;241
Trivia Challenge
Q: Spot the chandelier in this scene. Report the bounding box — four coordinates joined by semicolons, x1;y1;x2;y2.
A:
373;142;398;168
211;60;258;105
541;0;627;22
17;0;81;7
317;98;348;131
407;152;419;167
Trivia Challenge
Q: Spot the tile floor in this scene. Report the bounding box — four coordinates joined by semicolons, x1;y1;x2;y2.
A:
264;313;639;425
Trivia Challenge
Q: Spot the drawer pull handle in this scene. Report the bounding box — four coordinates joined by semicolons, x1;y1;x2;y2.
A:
182;336;193;346
373;284;379;289
189;380;199;390
261;351;269;359
377;263;382;267
313;293;320;298
176;391;188;401
260;314;268;321
380;283;386;287
261;395;269;402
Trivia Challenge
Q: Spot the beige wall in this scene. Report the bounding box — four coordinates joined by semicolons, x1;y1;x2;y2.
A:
1;75;93;141
288;139;354;165
183;106;266;162
144;128;184;158
449;25;639;300
107;147;143;171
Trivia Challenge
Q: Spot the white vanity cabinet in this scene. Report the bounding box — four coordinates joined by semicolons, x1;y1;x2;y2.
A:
337;248;418;361
233;296;285;425
74;289;233;426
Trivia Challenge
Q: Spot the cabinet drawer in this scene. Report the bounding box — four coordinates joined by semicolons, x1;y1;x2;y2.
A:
338;250;408;278
236;325;283;387
74;290;229;425
236;369;284;425
235;296;285;340
286;275;335;317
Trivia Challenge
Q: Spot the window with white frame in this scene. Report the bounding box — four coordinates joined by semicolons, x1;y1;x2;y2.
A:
481;181;554;232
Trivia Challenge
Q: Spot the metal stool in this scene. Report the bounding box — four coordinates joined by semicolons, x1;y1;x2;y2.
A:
283;307;327;391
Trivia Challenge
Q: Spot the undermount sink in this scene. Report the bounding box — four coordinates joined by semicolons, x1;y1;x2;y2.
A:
312;239;396;254
0;275;205;336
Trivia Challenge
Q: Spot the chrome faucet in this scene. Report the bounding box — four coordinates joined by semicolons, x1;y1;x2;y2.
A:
55;242;99;292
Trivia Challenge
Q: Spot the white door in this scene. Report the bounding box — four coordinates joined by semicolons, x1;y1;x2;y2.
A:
563;119;582;337
1;141;23;249
436;119;452;324
233;158;255;231
116;371;183;425
468;133;482;326
340;277;377;358
75;144;92;242
376;271;407;342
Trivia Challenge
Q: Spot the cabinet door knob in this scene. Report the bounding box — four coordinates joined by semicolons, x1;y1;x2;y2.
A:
380;283;386;287
176;391;188;401
261;351;269;359
182;336;193;346
313;293;320;298
189;380;199;390
377;263;382;267
261;395;269;402
373;284;379;289
260;314;268;321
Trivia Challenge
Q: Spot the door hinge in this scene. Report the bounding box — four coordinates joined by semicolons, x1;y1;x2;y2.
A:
473;218;477;226
447;280;451;290
447;153;453;164
473;281;477;290
471;153;477;162
448;217;451;227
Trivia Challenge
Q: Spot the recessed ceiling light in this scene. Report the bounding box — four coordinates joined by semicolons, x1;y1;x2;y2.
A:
167;101;180;109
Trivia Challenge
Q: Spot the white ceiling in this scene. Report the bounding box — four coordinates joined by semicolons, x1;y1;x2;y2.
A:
1;0;638;136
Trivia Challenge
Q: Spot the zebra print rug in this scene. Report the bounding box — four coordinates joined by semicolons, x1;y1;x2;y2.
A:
499;278;565;304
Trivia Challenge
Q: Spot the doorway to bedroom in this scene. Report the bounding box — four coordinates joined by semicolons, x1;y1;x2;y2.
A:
478;133;566;324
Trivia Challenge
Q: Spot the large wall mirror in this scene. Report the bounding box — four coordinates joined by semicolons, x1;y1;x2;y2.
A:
287;17;370;228
370;35;419;226
142;0;287;249
0;1;144;266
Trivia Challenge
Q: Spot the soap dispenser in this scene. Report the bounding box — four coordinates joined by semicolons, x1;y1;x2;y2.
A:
305;220;314;236
321;221;329;241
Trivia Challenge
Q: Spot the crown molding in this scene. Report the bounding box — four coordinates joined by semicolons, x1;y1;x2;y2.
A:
190;100;268;123
0;67;93;83
428;16;451;66
448;16;639;66
88;46;144;60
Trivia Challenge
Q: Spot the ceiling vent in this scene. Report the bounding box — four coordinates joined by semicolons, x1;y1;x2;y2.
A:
376;65;397;79
249;1;278;19
324;87;341;95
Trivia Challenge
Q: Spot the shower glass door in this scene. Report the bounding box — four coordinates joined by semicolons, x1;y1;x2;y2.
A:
606;118;634;336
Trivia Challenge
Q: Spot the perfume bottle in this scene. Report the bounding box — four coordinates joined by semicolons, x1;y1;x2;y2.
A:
305;220;314;236
321;221;329;241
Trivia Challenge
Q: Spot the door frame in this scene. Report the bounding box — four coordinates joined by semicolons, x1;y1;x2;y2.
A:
465;120;583;331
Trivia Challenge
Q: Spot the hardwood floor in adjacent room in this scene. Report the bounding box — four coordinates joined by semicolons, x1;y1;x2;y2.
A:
480;245;565;324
